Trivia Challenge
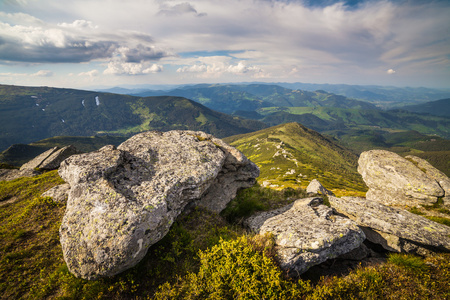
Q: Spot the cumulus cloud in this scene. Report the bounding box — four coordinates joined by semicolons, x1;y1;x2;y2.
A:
157;2;207;17
387;69;396;75
176;56;264;78
0;14;172;67
2;0;450;86
78;69;99;77
32;70;53;77
104;60;163;75
58;19;98;29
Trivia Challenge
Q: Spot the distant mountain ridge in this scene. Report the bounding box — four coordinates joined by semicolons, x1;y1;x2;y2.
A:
132;83;378;114
0;84;266;151
101;82;450;110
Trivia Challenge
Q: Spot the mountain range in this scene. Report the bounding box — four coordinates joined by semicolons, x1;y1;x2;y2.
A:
1;83;449;177
0;84;265;152
100;82;450;109
124;83;450;141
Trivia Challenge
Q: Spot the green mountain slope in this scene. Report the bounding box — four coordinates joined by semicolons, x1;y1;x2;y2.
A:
224;122;367;196
399;98;450;117
0;84;266;151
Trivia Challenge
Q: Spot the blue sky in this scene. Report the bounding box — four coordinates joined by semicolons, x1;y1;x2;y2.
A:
0;0;449;89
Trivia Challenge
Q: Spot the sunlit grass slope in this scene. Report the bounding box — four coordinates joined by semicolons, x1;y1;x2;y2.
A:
224;122;367;196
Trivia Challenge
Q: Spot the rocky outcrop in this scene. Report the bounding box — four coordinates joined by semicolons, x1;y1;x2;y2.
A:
329;196;450;254
306;179;334;196
358;150;445;206
246;197;365;276
20;145;79;171
59;130;259;280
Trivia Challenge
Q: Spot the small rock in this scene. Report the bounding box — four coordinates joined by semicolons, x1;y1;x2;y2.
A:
306;179;334;196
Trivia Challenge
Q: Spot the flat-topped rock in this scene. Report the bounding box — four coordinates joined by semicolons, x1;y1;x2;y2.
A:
59;130;259;280
20;145;79;171
246;197;365;276
358;150;444;206
329;196;450;254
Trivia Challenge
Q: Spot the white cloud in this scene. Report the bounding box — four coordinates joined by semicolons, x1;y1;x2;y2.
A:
58;20;98;29
78;69;99;77
387;69;396;75
104;60;163;75
1;0;449;87
0;14;171;64
32;70;53;77
176;56;265;78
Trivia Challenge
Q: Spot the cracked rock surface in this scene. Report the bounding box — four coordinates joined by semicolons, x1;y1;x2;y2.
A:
358;150;445;206
246;197;365;276
329;196;450;254
59;130;259;280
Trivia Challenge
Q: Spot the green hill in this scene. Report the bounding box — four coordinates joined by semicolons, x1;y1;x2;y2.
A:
0;84;266;151
224;122;367;196
399;98;450;117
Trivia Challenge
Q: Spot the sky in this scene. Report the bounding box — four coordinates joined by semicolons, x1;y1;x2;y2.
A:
0;0;449;89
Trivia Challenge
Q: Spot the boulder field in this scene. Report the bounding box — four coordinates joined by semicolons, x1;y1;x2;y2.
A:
19;133;450;280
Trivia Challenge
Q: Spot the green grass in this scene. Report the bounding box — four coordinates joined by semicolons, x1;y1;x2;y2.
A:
1;172;450;299
224;122;367;196
408;197;450;227
221;184;307;223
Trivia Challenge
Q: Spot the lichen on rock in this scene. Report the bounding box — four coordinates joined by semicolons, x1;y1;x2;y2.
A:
246;197;365;276
358;150;445;206
58;130;259;280
329;196;450;254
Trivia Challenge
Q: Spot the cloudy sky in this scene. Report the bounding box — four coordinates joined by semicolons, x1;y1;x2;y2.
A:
0;0;449;89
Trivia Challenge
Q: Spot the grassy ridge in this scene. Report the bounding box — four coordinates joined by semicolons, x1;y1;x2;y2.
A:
224;122;367;196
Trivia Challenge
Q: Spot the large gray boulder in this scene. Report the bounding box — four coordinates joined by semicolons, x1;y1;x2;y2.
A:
329;196;450;254
246;197;365;276
20;145;79;171
59;130;259;280
358;150;444;206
